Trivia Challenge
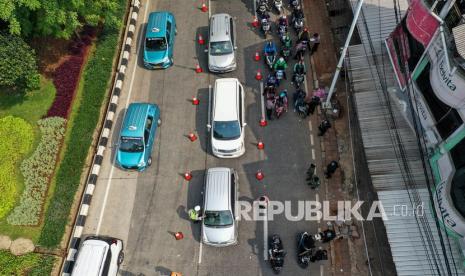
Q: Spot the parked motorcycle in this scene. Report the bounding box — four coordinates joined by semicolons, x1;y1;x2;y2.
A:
297;232;315;268
274;0;283;14
268;234;286;273
314;229;337;243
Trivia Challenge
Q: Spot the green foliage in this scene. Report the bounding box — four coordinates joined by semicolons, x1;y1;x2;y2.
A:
0;33;40;90
7;117;66;226
0;116;34;219
0;0;124;38
38;0;127;247
0;250;55;275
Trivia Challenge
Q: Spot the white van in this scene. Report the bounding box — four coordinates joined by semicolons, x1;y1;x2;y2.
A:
208;78;246;158
202;167;238;246
71;236;124;276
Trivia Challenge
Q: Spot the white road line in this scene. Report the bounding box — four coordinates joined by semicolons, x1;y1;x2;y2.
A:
310;134;314;146
263;209;268;261
320;264;324;276
260;81;265;120
207;85;212;129
208;0;211;18
316;193;320;224
309;120;313;131
198;241;203;264
96;0;150;235
312;149;316;160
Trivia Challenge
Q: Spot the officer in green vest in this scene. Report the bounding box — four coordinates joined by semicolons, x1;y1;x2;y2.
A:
188;205;202;223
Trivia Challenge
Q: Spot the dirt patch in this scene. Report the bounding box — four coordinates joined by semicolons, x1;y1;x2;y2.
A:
30;37;71;77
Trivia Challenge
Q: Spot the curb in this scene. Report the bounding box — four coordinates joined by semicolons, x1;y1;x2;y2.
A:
61;0;141;274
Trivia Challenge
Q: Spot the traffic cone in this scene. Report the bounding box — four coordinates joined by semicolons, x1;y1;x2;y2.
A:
256;170;264;181
195;64;202;73
188;132;197;142
255;69;262;80
254;51;260;61
171;273;182;276
259;117;267;127
252;16;259;27
200;1;208;12
198;34;205;45
184;172;193;181
192;96;200;105
174;232;184;240
257;140;264;150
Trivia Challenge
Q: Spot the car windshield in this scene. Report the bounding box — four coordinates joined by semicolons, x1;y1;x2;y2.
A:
119;137;144;152
204;210;233;227
213;121;241;140
210;41;233;55
146;37;167;51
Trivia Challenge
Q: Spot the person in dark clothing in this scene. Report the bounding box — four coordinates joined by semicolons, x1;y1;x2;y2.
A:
325;160;339;178
318;119;331;136
309;96;320;114
309;33;321;55
310;248;328;262
297;28;310;44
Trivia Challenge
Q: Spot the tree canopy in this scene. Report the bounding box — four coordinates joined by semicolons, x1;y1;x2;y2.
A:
0;0;121;38
0;33;40;90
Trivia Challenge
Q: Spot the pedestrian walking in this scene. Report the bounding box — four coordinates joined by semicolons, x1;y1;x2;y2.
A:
309;33;320;55
318;119;331;136
188;205;203;223
266;97;275;120
325;160;339;178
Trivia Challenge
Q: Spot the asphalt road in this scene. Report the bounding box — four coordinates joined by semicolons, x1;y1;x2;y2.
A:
83;0;327;275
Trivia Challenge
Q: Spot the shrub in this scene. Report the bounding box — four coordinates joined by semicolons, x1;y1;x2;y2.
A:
0;250;55;275
7;117;66;225
0;33;40;90
0;116;34;219
38;0;127;248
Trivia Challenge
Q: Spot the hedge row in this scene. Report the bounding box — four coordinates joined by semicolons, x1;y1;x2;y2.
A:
0;116;34;219
7;117;66;226
38;0;128;247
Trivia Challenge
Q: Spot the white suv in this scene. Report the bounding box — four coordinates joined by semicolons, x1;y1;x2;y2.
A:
208;78;246;158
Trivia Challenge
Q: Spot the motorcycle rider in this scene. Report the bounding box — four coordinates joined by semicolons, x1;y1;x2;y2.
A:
273;57;288;80
256;0;270;17
297;27;310;44
293;60;306;75
281;32;292;46
277;14;288;28
294;40;307;60
292;5;304;22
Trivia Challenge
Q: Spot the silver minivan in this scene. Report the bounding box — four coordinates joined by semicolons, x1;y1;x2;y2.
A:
202;167;238;246
207;13;237;73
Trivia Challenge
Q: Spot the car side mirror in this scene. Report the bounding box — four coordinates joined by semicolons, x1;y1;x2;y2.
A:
204;48;209;53
242;123;247;127
234;46;238;50
235;216;240;220
207;124;212;130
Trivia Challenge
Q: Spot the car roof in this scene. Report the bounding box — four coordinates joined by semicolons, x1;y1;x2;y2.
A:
205;168;231;211
72;239;108;276
213;78;239;121
210;13;231;42
120;103;152;137
146;11;171;38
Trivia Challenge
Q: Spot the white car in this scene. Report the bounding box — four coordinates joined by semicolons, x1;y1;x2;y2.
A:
208;78;246;158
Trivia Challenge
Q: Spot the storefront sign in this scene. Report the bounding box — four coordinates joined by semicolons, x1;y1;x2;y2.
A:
434;176;465;237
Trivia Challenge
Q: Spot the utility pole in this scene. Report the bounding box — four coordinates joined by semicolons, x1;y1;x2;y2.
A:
324;0;365;108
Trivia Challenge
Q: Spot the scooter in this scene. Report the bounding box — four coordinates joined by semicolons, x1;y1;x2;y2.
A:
274;0;283;14
261;16;271;39
289;0;301;10
281;45;291;60
264;42;277;70
293;89;309;118
293;17;304;34
257;1;269;18
269;234;285;273
275;90;288;118
275;70;285;86
314;229;337;243
292;72;304;88
297;232;315;268
277;24;288;40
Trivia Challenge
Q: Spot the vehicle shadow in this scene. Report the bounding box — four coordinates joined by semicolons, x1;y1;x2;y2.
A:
195;26;209;72
109;107;126;166
194;87;210;154
186;169;205;242
136;23;147;69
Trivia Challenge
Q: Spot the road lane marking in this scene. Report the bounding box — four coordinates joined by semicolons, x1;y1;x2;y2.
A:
263;208;268;261
260;81;265;120
198;241;203;264
309;120;313;131
207;85;212;129
312;149;315;160
310;134;314;146
321;264;324;276
208;0;211;18
96;0;150;235
316;193;320;224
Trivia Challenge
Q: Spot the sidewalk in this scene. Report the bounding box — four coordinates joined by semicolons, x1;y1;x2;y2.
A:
302;0;354;275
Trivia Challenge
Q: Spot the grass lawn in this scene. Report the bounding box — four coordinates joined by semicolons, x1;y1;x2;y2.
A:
0;77;56;242
0;250;55;275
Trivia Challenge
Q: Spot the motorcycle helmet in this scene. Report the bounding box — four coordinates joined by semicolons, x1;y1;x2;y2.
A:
194;205;201;212
279;90;287;97
278;57;284;62
314;234;322;241
282;15;287;19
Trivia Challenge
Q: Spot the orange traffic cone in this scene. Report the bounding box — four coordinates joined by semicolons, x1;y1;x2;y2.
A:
195;64;202;73
256;170;264;181
174;232;184;240
252;16;259;27
198;34;205;45
192;96;200;105
255;69;262;80
171;273;182;276
259;117;267;127
200;1;208;12
184;172;193;181
188;132;197;142
254;51;260;61
257;140;264;150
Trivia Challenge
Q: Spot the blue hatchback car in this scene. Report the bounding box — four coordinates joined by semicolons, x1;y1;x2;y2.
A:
143;11;176;69
116;103;161;171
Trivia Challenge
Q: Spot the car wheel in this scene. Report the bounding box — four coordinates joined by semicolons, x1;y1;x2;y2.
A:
117;251;124;265
157;118;162;126
147;157;152;166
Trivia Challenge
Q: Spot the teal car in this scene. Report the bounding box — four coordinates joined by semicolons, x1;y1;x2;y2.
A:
117;103;161;171
144;11;176;69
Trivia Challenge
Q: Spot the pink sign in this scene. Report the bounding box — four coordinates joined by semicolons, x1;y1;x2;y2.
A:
406;0;440;46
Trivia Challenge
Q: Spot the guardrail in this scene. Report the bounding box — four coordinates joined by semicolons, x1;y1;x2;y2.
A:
61;0;142;274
